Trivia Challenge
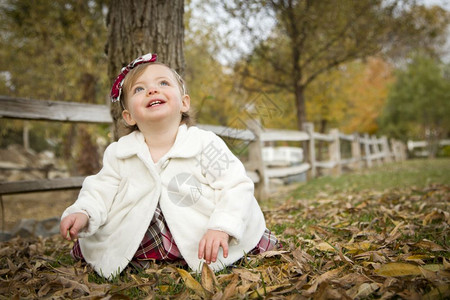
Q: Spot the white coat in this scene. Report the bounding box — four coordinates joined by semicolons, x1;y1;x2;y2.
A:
61;125;266;278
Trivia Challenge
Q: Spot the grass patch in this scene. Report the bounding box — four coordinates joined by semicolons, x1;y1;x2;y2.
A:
289;158;450;200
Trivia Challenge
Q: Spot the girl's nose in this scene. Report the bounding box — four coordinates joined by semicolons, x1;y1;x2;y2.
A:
147;86;159;95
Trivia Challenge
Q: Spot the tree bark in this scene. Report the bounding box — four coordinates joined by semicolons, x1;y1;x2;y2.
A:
106;0;185;140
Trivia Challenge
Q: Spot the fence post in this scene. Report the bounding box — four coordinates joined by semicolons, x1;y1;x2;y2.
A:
371;135;382;166
400;141;407;161
329;128;341;176
381;136;392;163
245;119;268;201
363;133;373;168
303;122;316;178
391;139;400;162
351;133;362;170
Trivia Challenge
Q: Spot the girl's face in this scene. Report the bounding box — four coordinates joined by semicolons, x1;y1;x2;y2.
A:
122;64;190;129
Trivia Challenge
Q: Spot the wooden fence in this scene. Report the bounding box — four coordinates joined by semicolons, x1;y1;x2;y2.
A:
407;139;450;157
0;95;407;200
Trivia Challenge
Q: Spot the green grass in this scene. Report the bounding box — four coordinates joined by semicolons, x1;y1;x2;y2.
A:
290;158;450;200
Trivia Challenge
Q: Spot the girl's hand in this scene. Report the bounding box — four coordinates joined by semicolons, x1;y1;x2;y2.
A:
60;213;89;241
198;229;229;264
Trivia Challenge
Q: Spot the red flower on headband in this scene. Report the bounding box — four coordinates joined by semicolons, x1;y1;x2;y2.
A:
110;53;158;103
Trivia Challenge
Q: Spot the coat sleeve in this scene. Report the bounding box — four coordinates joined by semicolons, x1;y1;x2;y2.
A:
61;143;121;237
201;132;260;242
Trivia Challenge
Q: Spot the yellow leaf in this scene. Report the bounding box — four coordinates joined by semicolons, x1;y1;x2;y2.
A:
406;254;433;261
375;262;421;277
344;241;375;254
177;268;210;298
315;242;336;252
158;285;170;292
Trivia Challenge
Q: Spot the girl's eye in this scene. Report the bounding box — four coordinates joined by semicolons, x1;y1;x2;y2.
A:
134;86;144;94
160;80;169;86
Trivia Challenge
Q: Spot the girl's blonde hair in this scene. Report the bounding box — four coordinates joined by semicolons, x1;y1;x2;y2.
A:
120;62;195;131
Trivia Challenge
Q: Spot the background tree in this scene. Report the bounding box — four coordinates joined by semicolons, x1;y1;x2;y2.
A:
106;0;185;139
215;0;449;132
0;0;109;175
379;54;450;158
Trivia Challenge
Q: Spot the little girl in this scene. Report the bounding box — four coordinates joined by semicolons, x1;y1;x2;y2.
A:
60;53;278;279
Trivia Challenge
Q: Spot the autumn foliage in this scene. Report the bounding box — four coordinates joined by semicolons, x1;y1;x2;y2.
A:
1;170;448;298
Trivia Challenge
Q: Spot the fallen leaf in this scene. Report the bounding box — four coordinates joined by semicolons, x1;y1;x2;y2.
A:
232;269;260;282
304;266;345;295
410;240;446;252
344;241;375;254
248;284;288;298
375;262;421;277
201;263;216;294
258;250;289;258
347;282;379;299
423;210;444;225
422;284;450;300
177;268;210;298
221;274;238;299
315;242;336;252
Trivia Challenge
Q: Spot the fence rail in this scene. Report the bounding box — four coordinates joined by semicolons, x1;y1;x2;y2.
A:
407;139;450;157
1;96;408;200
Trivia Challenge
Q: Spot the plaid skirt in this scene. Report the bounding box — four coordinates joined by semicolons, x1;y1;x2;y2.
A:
71;205;278;268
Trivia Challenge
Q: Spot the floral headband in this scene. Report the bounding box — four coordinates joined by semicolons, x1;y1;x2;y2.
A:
110;53;158;103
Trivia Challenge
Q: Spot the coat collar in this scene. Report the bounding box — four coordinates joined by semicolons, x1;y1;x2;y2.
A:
115;124;201;159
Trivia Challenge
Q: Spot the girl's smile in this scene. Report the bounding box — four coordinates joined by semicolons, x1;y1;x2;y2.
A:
146;98;167;108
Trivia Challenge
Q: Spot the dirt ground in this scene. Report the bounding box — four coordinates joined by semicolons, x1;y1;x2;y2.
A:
1;190;78;231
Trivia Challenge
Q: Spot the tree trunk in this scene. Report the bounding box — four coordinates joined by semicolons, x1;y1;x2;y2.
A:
106;0;185;140
295;84;306;131
76;72;100;175
295;84;309;163
317;119;327;164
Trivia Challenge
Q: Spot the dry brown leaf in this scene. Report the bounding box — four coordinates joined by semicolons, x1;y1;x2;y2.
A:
177;268;211;299
304;266;345;295
443;258;450;270
248;284;288;299
232;268;261;282
332;272;369;288
347;282;380;299
309;225;333;238
237;283;255;294
422;284;450;300
258;250;289;257
410;240;446;252
422;210;445;225
220;274;239;300
201;263;217;294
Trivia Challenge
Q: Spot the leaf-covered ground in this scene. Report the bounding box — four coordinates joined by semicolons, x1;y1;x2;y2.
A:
1;159;449;299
